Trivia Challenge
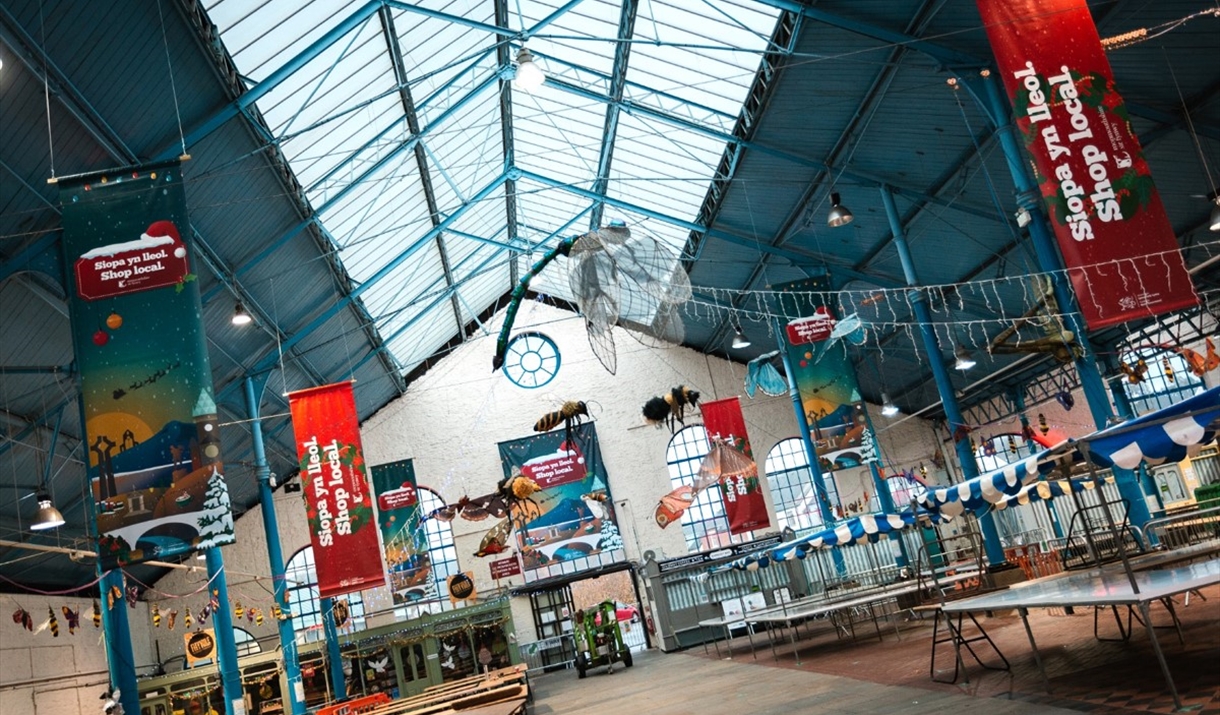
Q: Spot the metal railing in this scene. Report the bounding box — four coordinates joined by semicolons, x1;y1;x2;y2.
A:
1144;505;1220;549
518;633;576;674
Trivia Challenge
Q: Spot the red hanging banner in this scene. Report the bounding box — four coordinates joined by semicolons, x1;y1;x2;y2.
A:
977;0;1196;328
288;382;385;599
699;397;770;535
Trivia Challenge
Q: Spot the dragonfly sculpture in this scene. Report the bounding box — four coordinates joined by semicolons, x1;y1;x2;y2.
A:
493;223;691;375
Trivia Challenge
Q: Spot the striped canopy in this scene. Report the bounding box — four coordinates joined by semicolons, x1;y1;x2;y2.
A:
721;512;915;572
915;448;1063;520
991;475;1112;511
1082;385;1220;470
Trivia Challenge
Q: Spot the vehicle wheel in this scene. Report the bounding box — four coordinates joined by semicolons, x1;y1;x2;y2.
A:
576;654;587;679
623;651;633;668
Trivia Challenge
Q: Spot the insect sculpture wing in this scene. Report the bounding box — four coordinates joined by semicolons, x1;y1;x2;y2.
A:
474;518;513;558
744;351;786;398
580;492;609;522
425;503;459;522
654;485;697;528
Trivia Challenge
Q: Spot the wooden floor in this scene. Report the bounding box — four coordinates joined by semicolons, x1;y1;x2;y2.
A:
529;650;1084;715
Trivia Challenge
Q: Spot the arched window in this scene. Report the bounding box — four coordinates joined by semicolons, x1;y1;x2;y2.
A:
1120;347;1203;414
234;627;261;657
665;426;733;552
765;438;840;532
285;547;366;643
974;433;1033;473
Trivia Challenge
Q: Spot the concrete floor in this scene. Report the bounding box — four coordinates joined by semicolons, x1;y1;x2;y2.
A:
528;583;1220;715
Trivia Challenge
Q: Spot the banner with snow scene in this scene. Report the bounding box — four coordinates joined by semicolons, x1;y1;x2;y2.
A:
497;422;623;583
58;160;235;568
370;458;434;605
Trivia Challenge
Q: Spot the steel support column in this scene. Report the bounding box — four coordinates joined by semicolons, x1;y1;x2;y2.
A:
246;376;306;714
204;548;243;715
322;598;347;702
880;185;1006;566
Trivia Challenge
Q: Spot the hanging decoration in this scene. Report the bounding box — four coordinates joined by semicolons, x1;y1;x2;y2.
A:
58;162;235;568
744;350;786;398
92;600;101;628
976;0;1198;329
167;609;178;630
370;459;433;605
492;223;691;375
532;400;590;445
62;606;80;635
12;607;33;631
1120;358;1148;383
1038;413;1050;435
1174;337;1219;376
46;607;59;638
989;277;1080;363
1055;380;1075;411
700;399;770;535
1161;355;1175;383
498;422;622;582
641;386;701;432
288;382;385;599
473;518;513;558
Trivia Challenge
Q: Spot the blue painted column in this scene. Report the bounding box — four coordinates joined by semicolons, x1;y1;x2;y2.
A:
204;548;243;715
772;317;845;576
880;185;1006;567
861;407;908;567
322;598;347;701
976;73;1152;529
244;376;306;714
98;569;139;715
1100;357;1162;514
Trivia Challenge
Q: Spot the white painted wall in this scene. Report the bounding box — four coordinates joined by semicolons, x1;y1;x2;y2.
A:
0;593;154;715
146;302;945;664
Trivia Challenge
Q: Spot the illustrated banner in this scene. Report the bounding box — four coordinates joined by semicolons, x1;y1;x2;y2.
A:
288;382;385;599
370;459;433;605
978;0;1196;328
58;161;235;568
497;422;623;583
699;397;770;535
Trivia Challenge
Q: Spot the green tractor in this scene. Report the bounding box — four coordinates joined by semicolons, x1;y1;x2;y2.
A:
573;600;633;678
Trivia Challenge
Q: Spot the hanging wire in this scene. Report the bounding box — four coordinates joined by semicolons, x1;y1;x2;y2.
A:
156;0;189;159
38;1;55;179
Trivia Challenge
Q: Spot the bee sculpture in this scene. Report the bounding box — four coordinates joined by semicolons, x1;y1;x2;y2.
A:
642;385;701;432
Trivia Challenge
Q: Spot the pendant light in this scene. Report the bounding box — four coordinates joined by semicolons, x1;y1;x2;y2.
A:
827;192;854;228
880;394;900;417
232;301;252;326
953;345;976;371
31;492;65;531
513;48;546;92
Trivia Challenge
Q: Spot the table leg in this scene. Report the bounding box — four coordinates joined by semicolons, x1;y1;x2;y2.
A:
745;620;757;660
1138;601;1182;711
1018;607;1052;693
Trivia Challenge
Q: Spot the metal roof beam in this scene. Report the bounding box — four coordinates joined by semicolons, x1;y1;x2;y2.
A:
542;72;1005;225
495;0;521;286
227;173;509;383
379;7;463;341
588;0;639;230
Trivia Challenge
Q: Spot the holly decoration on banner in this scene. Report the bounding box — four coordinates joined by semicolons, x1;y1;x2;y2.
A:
299;441;375;535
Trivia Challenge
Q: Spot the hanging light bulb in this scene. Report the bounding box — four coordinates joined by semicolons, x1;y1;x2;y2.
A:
232;301;253;326
731;318;751;349
827;192;854;228
513;48;546;92
1210;198;1220;232
30;493;66;531
881;393;899;417
953;345;976;371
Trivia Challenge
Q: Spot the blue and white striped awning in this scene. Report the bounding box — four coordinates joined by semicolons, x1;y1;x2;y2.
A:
720;512;916;572
991;475;1112;511
915;448;1063;520
1082;386;1220;470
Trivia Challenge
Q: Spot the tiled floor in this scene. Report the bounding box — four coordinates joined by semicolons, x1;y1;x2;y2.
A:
530;583;1219;714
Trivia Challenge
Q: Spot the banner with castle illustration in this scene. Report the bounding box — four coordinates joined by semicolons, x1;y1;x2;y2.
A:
978;0;1196;328
289;382;385;599
58;161;235;568
370;458;434;605
773;279;878;492
497;422;623;584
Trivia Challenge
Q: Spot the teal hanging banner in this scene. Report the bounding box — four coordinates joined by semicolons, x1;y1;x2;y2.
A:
370;458;434;604
773;279;878;504
59;161;235;568
498;422;624;583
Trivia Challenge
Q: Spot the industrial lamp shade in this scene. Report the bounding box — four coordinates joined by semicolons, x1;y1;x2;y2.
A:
827;192;854;228
731;328;752;350
232;301;252;326
31;493;65;531
881;393;900;417
953;346;977;372
1210;200;1220;232
513;48;546;92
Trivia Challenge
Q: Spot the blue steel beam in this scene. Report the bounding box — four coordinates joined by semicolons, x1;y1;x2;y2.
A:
587;0;639;230
494;0;521;285
227;70;504;283
516;168;907;289
231;173;509;381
